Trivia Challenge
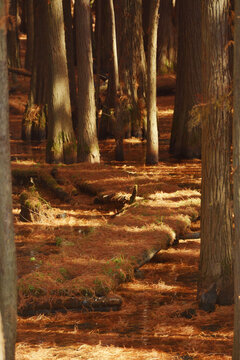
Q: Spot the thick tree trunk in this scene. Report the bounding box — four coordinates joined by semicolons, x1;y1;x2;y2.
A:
157;0;177;74
62;0;77;132
0;2;17;358
170;0;201;159
24;0;34;71
233;0;240;357
199;0;233;309
46;0;77;164
75;0;100;163
146;0;160;165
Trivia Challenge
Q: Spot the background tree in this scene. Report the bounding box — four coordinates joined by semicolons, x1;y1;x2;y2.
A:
157;0;177;75
75;0;100;163
22;0;48;141
0;1;17;358
46;0;77;164
233;0;240;357
169;0;201;159
198;0;233;310
146;0;160;165
24;0;34;71
7;0;20;71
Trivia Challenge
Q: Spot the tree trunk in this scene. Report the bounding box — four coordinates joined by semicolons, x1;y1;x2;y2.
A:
46;0;77;164
7;0;21;70
24;0;34;71
22;0;48;142
157;0;177;75
146;0;160;165
233;0;240;356
62;0;77;132
199;0;233;309
75;0;100;163
169;0;201;159
0;2;17;358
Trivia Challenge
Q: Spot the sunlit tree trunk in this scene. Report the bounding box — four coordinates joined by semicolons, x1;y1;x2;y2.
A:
170;0;201;159
146;0;160;165
75;0;100;163
199;0;233;308
0;2;17;358
46;0;77;164
233;0;240;357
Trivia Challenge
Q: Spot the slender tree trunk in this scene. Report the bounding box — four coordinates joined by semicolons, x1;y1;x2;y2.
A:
62;0;77;132
75;0;100;163
22;0;48;142
157;0;177;74
170;0;201;159
7;0;20;69
146;0;160;165
233;0;240;357
199;0;233;309
24;0;34;71
46;0;77;164
0;2;17;358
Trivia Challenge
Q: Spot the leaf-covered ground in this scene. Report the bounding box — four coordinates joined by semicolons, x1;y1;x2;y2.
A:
9;72;233;359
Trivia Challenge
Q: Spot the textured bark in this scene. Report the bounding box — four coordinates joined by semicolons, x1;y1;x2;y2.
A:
146;0;160;165
24;0;34;71
199;0;233;307
157;0;177;74
22;0;48;141
46;0;77;164
75;0;100;163
0;2;17;358
170;0;202;159
62;0;77;131
233;0;240;356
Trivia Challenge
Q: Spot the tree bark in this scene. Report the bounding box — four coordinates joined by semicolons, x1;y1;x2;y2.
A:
170;0;202;159
0;2;17;358
146;0;160;165
46;0;77;164
62;0;77;132
7;0;20;70
199;0;233;308
233;0;240;357
75;0;100;163
24;0;34;71
157;0;177;74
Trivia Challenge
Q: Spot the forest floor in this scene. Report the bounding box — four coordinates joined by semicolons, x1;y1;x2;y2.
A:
8;74;233;359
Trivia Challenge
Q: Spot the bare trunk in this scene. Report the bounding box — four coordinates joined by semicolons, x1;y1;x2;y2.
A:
25;0;34;71
233;0;240;357
199;0;233;309
0;3;17;358
75;0;100;163
170;0;201;159
46;0;77;164
146;0;160;165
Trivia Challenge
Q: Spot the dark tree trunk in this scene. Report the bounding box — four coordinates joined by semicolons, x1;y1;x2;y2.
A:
199;0;233;309
157;0;177;74
233;0;240;357
146;0;160;165
46;0;77;164
170;0;201;159
75;0;100;163
0;2;17;358
22;0;48;142
24;0;34;71
62;0;77;132
7;0;21;70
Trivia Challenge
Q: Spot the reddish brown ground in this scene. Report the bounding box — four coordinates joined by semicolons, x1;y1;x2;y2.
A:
8;72;233;359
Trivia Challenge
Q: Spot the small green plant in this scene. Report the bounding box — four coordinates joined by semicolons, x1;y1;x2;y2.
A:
55;236;63;246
